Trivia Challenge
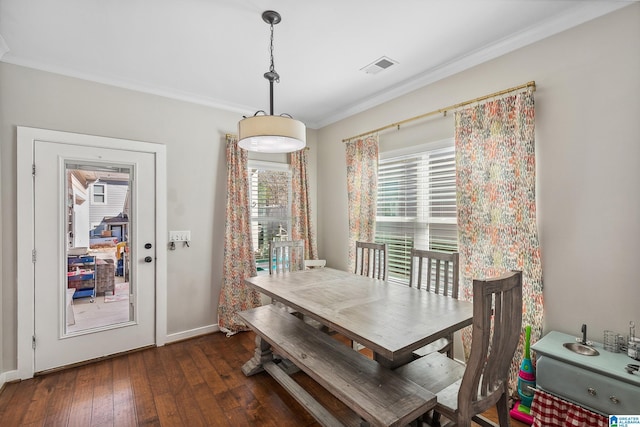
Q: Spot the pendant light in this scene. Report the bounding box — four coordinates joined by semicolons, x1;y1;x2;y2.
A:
238;10;306;153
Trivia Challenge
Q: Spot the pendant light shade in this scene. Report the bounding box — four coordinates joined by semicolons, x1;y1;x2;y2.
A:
238;115;305;153
238;10;306;153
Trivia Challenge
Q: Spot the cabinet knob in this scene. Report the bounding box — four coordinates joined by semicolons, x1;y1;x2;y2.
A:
587;387;597;396
609;396;620;404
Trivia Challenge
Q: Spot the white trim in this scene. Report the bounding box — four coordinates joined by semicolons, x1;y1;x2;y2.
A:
379;138;454;160
0;53;254;118
312;2;630;128
17;126;167;379
248;159;291;172
1;2;628;129
165;324;219;344
0;370;20;390
154;143;168;347
16;127;35;380
0;35;9;60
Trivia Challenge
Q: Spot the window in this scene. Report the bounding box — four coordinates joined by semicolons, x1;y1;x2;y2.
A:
248;161;292;269
375;140;457;284
91;183;106;204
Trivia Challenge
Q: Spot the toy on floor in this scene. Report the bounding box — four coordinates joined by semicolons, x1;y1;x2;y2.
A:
510;325;535;425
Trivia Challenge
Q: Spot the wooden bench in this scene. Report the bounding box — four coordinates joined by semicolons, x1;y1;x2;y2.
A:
239;304;436;427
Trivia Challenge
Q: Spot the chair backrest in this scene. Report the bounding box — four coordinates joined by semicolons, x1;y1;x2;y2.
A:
354;241;388;280
409;249;459;298
269;240;305;274
458;270;522;419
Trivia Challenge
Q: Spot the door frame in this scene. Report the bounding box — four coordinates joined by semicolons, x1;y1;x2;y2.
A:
17;126;167;379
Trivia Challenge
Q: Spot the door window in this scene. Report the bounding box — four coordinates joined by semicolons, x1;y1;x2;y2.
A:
66;163;132;334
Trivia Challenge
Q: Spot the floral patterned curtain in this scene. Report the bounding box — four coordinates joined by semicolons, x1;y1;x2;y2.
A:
290;148;318;260
455;90;543;394
345;135;379;272
217;135;260;335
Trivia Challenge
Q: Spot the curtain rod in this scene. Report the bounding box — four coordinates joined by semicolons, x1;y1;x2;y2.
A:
342;80;536;142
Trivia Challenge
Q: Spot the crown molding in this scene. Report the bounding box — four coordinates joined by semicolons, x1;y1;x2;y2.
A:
311;1;631;129
0;52;256;117
0;1;632;130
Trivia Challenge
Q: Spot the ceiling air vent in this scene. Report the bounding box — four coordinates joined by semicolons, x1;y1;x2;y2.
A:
360;56;398;75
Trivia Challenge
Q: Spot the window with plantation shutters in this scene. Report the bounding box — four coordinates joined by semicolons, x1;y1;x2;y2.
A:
375;141;457;284
248;161;292;269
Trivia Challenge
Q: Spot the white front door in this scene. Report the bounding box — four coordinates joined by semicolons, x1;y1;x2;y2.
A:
17;127;166;375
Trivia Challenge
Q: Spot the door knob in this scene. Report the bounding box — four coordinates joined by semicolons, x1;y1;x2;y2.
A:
145;243;152;249
144;256;153;263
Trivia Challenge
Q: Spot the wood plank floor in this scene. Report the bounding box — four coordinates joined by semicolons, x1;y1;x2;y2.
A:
0;331;529;426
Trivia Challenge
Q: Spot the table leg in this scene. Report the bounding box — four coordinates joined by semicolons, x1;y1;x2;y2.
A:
242;334;273;376
374;351;413;370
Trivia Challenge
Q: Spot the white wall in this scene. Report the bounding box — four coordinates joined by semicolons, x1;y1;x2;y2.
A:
0;62;318;373
316;4;640;342
1;2;637;377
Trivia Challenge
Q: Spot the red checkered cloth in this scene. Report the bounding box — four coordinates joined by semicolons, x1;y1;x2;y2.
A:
530;389;608;427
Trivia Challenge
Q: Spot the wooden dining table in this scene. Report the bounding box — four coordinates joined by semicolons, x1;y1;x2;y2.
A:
242;267;473;369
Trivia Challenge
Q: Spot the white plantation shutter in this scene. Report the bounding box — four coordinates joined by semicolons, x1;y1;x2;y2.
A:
248;162;292;268
375;143;457;284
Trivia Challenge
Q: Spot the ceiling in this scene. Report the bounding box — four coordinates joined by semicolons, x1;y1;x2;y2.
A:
0;1;633;128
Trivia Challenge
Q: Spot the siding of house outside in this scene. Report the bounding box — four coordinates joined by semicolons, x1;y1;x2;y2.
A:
90;181;128;235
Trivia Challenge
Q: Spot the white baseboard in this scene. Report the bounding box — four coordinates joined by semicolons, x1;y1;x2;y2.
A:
1;326;221;386
165;324;220;344
0;369;20;390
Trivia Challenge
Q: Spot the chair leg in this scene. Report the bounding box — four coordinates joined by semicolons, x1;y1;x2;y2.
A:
496;393;510;426
471;394;510;427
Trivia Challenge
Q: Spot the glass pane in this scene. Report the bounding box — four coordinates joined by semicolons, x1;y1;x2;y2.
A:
65;163;132;334
375;145;457;285
249;166;292;271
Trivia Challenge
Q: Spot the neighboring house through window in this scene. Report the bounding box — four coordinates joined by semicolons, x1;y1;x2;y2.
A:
375;139;457;284
91;183;106;204
248;161;292;270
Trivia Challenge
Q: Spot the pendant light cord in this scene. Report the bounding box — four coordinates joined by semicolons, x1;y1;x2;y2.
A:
268;22;279;83
263;14;280;115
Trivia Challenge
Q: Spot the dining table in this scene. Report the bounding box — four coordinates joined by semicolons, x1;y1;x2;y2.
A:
241;267;473;370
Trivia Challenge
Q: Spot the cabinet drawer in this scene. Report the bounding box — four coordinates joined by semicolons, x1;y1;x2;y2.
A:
537;356;640;415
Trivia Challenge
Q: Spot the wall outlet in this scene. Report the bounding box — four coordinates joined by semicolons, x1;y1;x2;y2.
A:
169;230;191;242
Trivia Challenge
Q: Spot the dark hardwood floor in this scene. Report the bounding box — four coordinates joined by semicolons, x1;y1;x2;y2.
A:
0;331;529;426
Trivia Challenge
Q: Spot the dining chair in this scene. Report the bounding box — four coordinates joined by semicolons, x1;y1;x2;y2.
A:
410;249;459;359
396;270;523;427
269;240;305;274
350;241;389;349
268;240;327;328
354;241;388;280
268;239;312;371
267;240;305;313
